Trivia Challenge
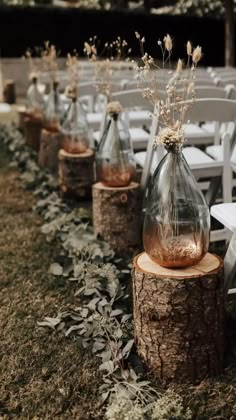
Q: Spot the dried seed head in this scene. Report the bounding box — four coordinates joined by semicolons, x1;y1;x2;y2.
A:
164;34;173;52
106;101;123;114
176;59;183;74
192;46;202;64
187;41;192;56
187;82;195;96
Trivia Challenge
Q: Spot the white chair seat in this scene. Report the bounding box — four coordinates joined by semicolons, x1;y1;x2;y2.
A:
206;144;236;165
0;103;11;113
87;110;151;131
128;110;151;126
183;146;216;165
183;123;214;145
135;151;160;174
129;127;149;150
211;203;236;232
87;112;103;129
135;146;222;180
94;127;150;151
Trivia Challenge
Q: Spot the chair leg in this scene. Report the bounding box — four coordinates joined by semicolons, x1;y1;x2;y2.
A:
224;232;236;294
205;176;221;207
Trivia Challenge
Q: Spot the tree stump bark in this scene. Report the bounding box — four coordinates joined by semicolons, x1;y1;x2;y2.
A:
3;79;16;104
58;148;95;199
133;252;224;383
92;182;142;252
24;116;42;151
38;129;63;174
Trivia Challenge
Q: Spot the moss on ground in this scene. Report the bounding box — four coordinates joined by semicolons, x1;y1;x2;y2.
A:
0;149;104;419
1;147;236;419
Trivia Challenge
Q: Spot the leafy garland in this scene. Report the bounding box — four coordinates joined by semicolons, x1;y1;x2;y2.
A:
1;123;192;420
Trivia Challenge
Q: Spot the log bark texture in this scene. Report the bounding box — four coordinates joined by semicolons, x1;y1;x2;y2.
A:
38;129;63;174
58;148;95;199
133;252;224;383
92;182;142;252
3;79;16;104
24;116;42;151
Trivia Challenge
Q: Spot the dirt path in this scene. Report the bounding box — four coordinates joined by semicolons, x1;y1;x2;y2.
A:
0;149;103;420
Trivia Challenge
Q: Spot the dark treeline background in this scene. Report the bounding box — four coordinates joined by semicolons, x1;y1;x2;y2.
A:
0;6;225;65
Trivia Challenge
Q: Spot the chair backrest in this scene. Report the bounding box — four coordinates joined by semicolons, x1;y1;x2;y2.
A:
112;88;153;110
219;77;236;87
195;85;231;98
141;98;236;189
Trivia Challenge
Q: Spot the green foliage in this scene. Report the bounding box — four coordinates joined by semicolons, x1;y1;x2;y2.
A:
163;0;227;17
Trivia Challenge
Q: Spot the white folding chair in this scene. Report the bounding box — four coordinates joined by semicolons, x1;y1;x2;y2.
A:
211;203;236;294
107;89;154;151
136;98;236;210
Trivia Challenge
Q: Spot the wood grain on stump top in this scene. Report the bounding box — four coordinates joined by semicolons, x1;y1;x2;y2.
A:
59;148;95;159
93;181;140;191
135;252;223;279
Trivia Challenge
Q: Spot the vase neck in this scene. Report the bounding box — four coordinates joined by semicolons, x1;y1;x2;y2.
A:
165;144;183;154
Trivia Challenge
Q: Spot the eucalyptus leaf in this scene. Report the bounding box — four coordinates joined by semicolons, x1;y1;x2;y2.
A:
49;263;63;276
99;361;115;374
111;309;123;317
122;339;134;357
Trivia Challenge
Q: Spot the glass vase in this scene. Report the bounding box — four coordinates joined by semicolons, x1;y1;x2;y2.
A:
26;76;45;120
96;112;136;187
143;145;210;268
44;81;64;132
61;97;90;154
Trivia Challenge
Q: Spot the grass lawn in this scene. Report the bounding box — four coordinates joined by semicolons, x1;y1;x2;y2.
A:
0;149;104;419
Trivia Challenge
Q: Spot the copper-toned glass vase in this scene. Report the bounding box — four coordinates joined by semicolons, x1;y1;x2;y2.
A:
61;97;89;154
96;112;136;187
143;145;210;268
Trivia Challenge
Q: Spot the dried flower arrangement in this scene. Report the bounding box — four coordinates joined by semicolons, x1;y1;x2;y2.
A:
40;41;59;84
65;52;80;99
24;47;43;81
106;100;123;115
135;33;202;149
84;36;132;101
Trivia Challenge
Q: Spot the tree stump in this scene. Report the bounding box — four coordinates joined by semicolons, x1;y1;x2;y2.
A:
133;252;224;383
38;129;63;174
24;116;42;151
3;79;16;104
18;109;27;131
92;182;142;252
58;148;95;199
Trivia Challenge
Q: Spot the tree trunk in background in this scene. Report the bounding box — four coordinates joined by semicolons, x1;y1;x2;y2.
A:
225;0;235;66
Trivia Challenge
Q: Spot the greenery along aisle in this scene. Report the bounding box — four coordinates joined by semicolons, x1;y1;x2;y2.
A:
2;123;236;419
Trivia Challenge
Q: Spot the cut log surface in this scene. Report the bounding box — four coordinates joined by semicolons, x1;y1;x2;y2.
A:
58;148;95;199
38;129;63;174
92;182;142;252
133;252;224;382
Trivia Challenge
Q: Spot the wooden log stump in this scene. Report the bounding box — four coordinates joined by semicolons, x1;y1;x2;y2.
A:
58;148;95;199
133;252;224;383
3;79;16;104
38;129;62;174
24;116;42;151
92;182;142;252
